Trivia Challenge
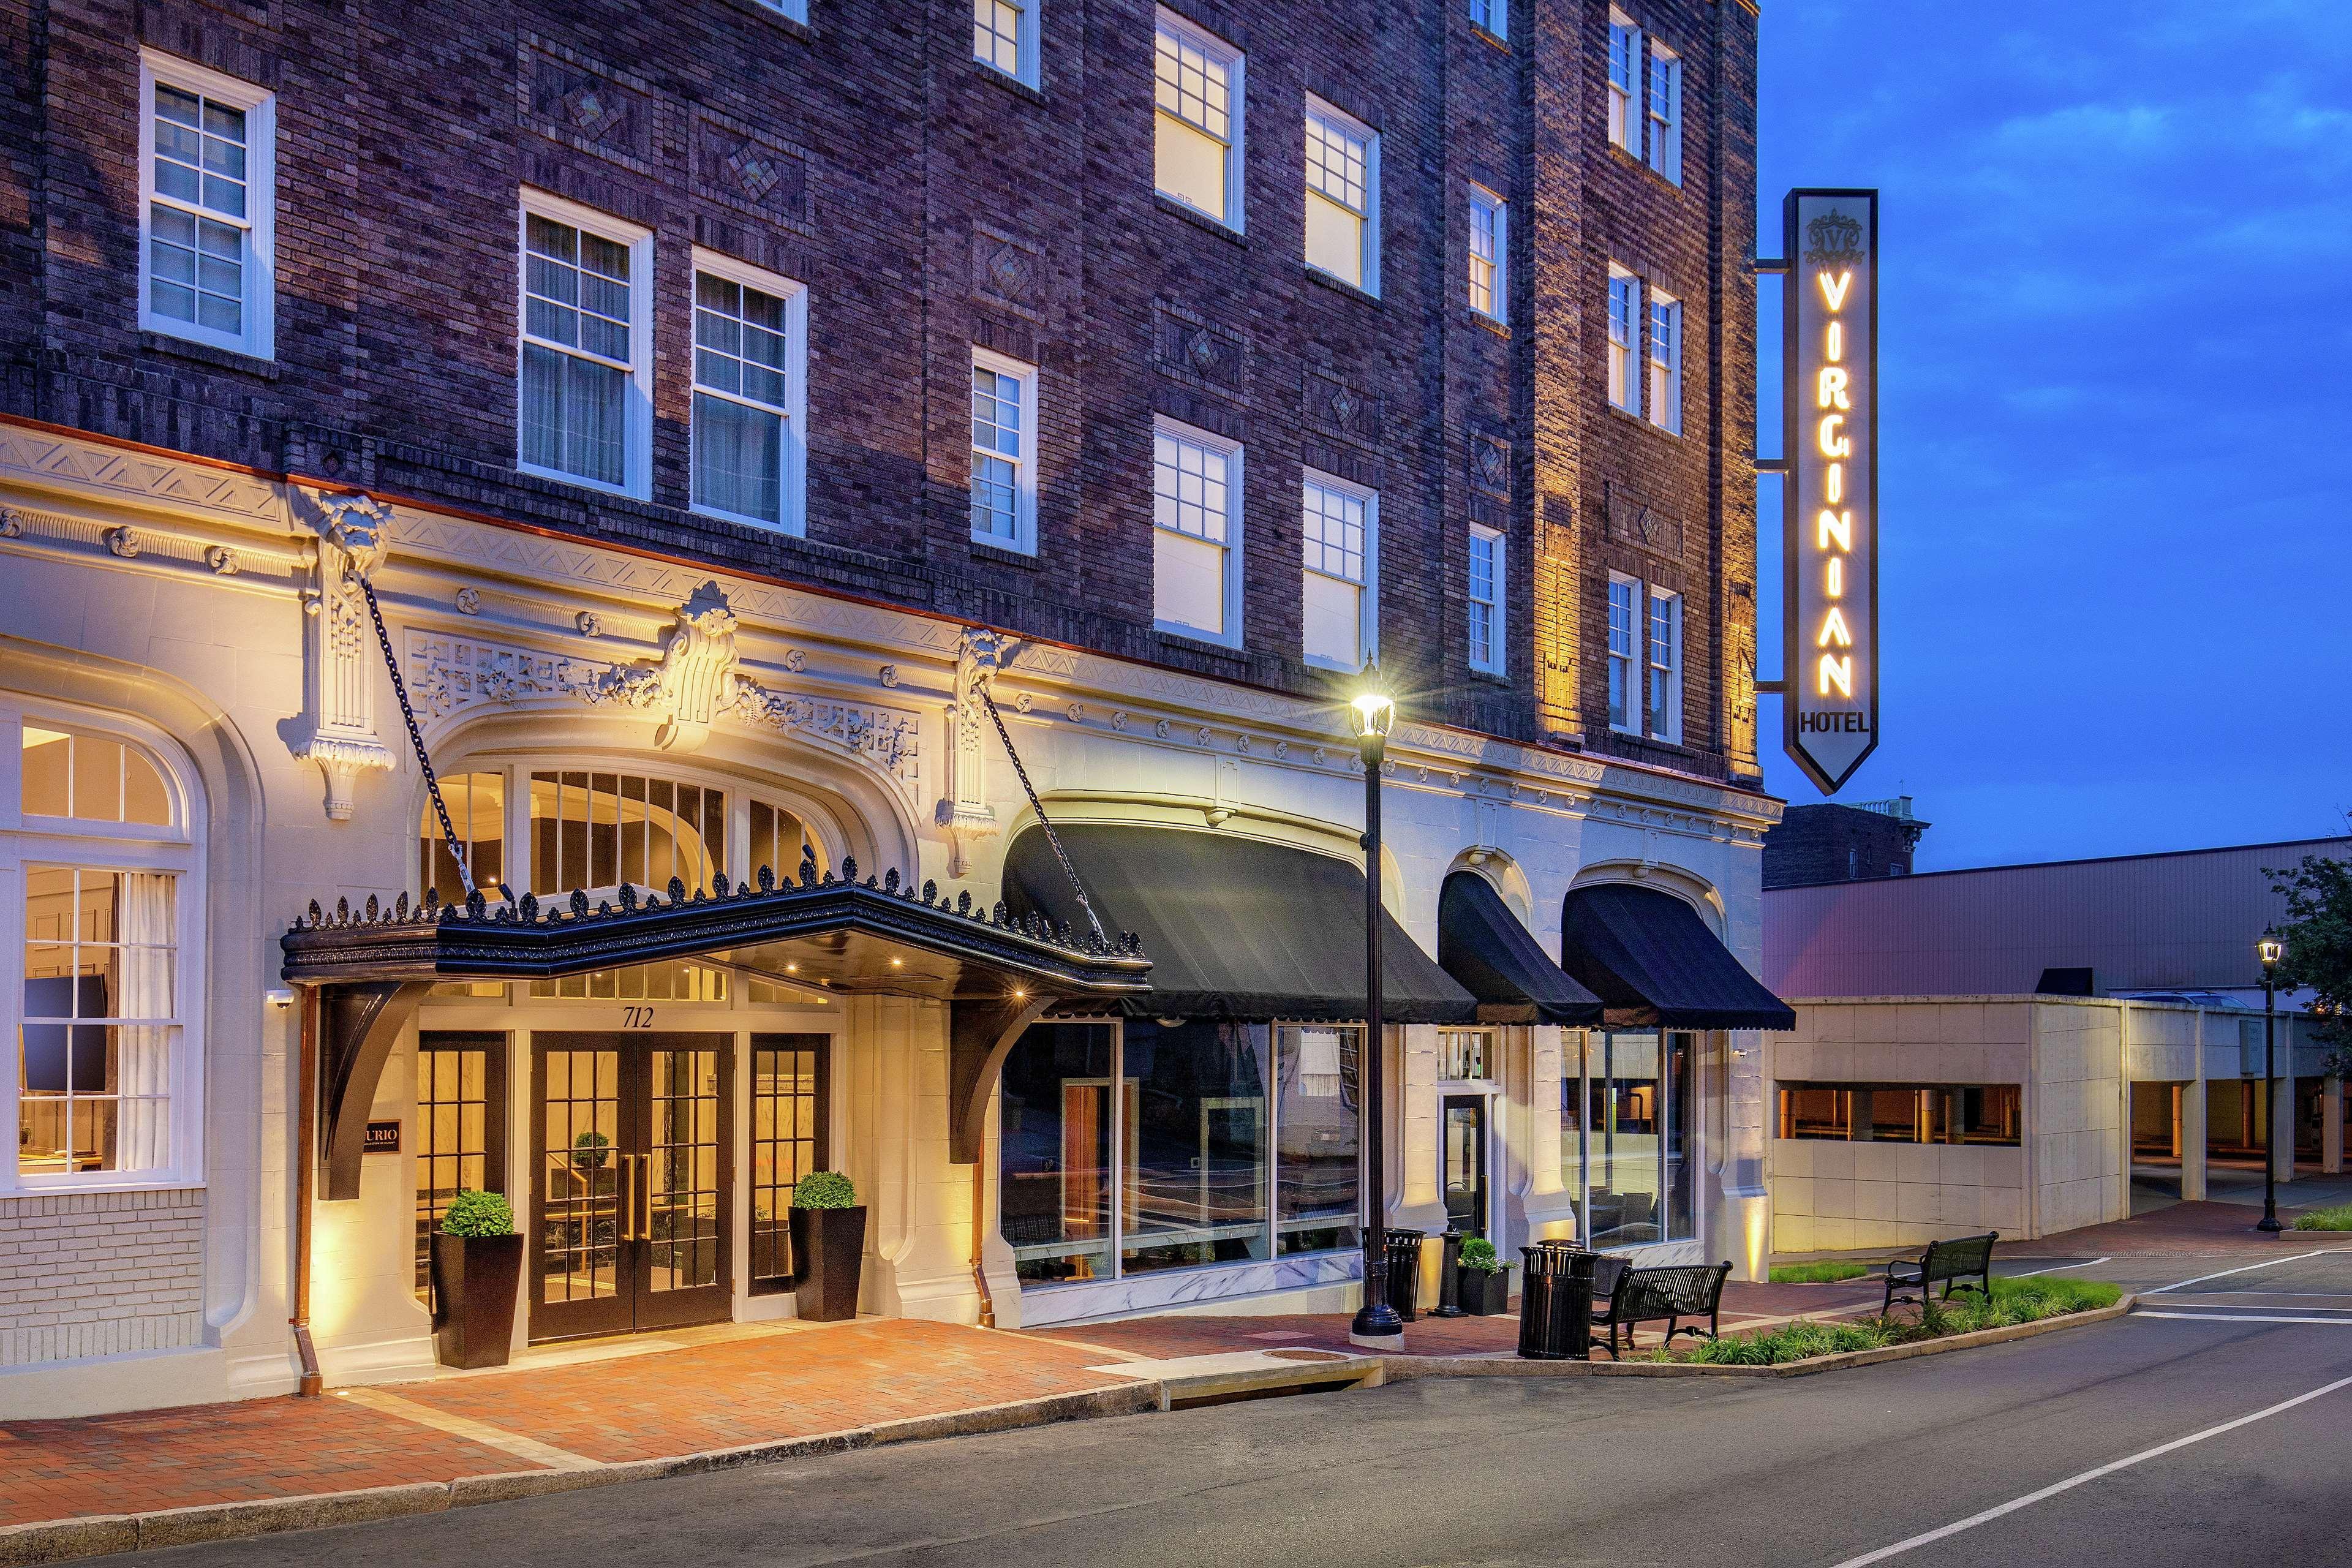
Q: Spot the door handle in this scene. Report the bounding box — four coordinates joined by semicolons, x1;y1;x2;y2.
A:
635;1153;652;1243
616;1150;637;1242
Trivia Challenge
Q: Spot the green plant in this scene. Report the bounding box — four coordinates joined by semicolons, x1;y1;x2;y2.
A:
1660;1276;2120;1365
570;1130;611;1171
1770;1262;1871;1284
1676;1319;1891;1365
2266;848;2352;1074
1458;1238;1503;1273
2293;1205;2352;1231
792;1169;859;1209
439;1189;516;1238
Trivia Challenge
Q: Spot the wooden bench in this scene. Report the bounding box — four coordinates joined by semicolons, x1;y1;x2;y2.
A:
1881;1231;1998;1316
1588;1258;1732;1359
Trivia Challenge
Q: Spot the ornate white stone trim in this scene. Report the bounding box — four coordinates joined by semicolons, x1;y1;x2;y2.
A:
937;627;1016;875
289;490;396;822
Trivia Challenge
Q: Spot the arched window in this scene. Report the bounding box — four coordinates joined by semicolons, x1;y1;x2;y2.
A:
4;704;201;1188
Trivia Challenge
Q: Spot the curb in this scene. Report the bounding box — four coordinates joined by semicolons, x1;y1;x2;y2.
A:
1376;1295;2137;1382
0;1380;1161;1567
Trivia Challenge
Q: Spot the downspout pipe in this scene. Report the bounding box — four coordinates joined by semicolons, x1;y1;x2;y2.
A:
291;985;323;1396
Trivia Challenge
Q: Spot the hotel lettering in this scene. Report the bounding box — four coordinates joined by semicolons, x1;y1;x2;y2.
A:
1782;189;1880;792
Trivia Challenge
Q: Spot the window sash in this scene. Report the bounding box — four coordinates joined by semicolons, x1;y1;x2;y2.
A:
1608;272;1639;410
1469;192;1505;318
974;0;1025;75
1155;23;1232;142
140;57;271;355
1608;578;1638;729
1607;20;1640;146
1646;296;1681;432
970;355;1035;548
1468;528;1503;671
1646;592;1679;740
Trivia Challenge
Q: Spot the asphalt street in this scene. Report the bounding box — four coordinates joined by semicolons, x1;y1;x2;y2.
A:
110;1246;2352;1568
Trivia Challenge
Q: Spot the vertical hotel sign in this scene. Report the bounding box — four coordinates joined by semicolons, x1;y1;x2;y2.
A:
1782;189;1879;793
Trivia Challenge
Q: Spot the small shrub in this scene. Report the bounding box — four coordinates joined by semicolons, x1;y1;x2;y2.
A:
793;1170;859;1209
2293;1204;2352;1231
1770;1262;1871;1284
1677;1319;1891;1366
440;1189;516;1238
1459;1238;1504;1273
1662;1276;2119;1365
570;1130;611;1171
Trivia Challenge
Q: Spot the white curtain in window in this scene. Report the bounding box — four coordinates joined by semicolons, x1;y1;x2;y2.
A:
113;872;175;1172
1297;1028;1344;1099
522;345;626;487
692;392;782;522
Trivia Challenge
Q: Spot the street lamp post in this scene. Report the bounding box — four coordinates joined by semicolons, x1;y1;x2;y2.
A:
2258;936;2284;1235
1349;692;1403;1346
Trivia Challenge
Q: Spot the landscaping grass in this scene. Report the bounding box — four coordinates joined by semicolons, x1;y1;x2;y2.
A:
1769;1262;1872;1284
1662;1276;2122;1366
2291;1204;2352;1231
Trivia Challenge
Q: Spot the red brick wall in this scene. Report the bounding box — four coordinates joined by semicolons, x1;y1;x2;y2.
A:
1;0;1758;773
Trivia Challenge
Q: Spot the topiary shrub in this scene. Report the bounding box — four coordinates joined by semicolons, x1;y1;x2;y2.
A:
792;1170;859;1209
440;1189;516;1238
1458;1237;1504;1273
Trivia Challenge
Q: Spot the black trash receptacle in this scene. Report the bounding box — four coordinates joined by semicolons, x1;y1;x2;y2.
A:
1384;1229;1428;1322
1517;1241;1596;1360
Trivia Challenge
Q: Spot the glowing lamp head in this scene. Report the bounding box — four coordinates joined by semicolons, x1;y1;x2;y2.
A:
1350;692;1396;741
2258;937;2285;970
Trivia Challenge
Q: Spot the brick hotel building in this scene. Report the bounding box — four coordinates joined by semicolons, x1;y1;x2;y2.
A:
0;0;1789;1415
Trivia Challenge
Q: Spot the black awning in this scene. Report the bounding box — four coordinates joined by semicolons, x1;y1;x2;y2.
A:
1438;872;1605;1026
1559;883;1796;1031
1003;823;1479;1024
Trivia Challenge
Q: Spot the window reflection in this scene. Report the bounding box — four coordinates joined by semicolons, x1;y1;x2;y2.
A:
1561;1030;1697;1249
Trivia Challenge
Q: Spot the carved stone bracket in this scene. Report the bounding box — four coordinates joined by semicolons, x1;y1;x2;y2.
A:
290;491;396;821
573;579;742;752
937;627;1017;876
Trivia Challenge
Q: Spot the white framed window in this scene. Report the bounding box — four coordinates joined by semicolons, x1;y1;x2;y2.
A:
1304;98;1378;293
1646;38;1683;183
690;249;808;535
970;347;1039;553
1607;574;1639;732
1646;287;1683;434
518;191;653;499
975;0;1040;88
1646;587;1682;742
1607;265;1640;413
1607;11;1640;153
138;53;274;359
1469;0;1507;42
4;706;203;1191
1152;418;1244;646
1301;472;1377;672
1468;524;1505;675
753;0;810;19
1468;185;1508;323
1154;9;1245;230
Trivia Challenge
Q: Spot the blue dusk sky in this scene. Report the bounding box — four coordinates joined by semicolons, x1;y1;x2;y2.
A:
1752;1;2351;869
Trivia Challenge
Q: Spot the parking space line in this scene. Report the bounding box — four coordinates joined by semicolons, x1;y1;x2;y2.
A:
2143;1251;2335;1295
2009;1256;2110;1278
2137;1311;2352;1326
1824;1373;2352;1567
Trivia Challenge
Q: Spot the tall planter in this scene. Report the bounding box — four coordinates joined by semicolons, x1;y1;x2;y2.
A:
431;1232;523;1369
1458;1265;1512;1317
790;1204;869;1322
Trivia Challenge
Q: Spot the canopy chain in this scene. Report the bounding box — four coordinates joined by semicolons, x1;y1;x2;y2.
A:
351;569;477;902
978;689;1106;945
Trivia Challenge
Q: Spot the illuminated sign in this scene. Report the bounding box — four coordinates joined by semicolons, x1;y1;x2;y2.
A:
1782;189;1879;793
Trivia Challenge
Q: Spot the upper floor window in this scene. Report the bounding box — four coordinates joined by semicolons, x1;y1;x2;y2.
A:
1301;473;1376;672
139;53;274;359
1155;10;1244;230
518;193;652;499
1646;288;1683;434
690;251;807;534
1304;99;1377;293
1607;575;1638;732
1468;186;1508;323
1646;39;1683;183
1646;587;1682;742
1606;12;1640;153
971;348;1039;553
1468;0;1507;42
8;708;199;1189
1607;266;1640;413
1468;524;1504;675
975;0;1040;87
1152;418;1243;647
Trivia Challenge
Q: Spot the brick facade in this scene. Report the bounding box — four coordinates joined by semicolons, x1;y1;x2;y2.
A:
2;0;1759;776
1762;801;1928;889
0;1189;208;1366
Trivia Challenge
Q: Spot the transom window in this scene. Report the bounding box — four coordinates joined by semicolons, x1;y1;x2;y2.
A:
1468;186;1507;323
140;55;273;358
1300;474;1376;672
1304;100;1377;293
519;196;650;497
21;726;172;827
1154;12;1243;228
691;259;805;532
1152;420;1243;646
1441;1029;1496;1082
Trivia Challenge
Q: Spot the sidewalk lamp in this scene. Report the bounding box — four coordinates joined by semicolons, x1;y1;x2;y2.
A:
2258;936;2285;1234
1349;690;1402;1344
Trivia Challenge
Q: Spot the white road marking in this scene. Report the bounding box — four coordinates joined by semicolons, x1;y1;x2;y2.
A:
2007;1256;2111;1278
2138;1311;2352;1325
1824;1373;2352;1567
2142;1250;2335;1295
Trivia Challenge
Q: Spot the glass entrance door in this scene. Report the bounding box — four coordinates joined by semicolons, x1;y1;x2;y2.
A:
531;1033;733;1342
1443;1095;1490;1239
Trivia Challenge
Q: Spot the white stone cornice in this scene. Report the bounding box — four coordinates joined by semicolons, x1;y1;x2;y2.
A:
0;420;292;535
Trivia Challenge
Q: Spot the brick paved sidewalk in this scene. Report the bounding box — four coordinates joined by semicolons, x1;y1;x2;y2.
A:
0;1319;1140;1530
2011;1198;2341;1257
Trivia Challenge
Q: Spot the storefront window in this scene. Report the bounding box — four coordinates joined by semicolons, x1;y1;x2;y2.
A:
999;1024;1119;1284
1122;1019;1270;1275
1275;1025;1359;1256
1774;1084;2021;1147
1561;1030;1697;1249
414;1033;505;1306
750;1035;826;1294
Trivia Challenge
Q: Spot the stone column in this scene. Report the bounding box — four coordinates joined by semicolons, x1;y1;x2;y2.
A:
2326;1074;2345;1177
2180;1078;2207;1202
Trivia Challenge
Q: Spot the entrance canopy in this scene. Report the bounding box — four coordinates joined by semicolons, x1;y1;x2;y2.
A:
282;867;1152;1193
1438;871;1604;1026
1003;823;1477;1025
1559;883;1796;1032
